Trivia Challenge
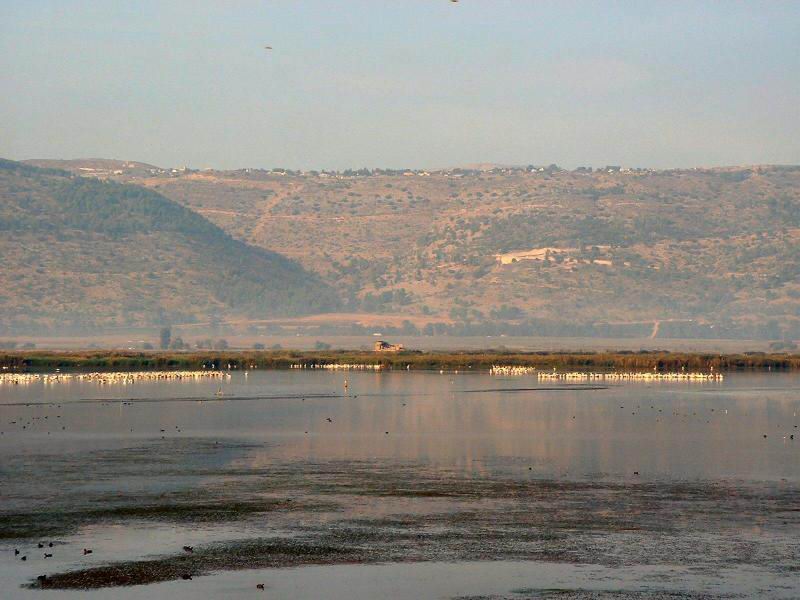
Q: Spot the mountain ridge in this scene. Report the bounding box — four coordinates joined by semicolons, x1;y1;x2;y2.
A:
0;159;339;334
97;161;799;340
4;158;800;340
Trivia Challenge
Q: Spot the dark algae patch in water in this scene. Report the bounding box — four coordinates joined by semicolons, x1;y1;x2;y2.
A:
29;539;367;589
23;463;800;590
1;439;339;540
1;498;330;540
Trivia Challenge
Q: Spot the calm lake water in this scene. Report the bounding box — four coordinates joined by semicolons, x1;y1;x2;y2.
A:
1;371;798;599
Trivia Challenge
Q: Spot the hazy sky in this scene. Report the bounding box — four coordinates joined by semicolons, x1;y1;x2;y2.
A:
2;1;799;170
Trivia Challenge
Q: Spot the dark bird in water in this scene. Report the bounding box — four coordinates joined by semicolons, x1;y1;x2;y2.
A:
257;584;265;590
44;553;53;558
14;549;19;555
326;417;332;423
21;555;27;561
83;548;93;555
183;546;194;553
48;542;53;548
264;46;273;50
181;574;193;580
38;543;44;548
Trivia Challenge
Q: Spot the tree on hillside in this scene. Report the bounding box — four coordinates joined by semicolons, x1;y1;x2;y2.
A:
169;337;187;350
159;326;171;350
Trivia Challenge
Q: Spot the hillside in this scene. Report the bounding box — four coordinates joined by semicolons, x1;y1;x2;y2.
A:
19;161;800;340
0;159;338;334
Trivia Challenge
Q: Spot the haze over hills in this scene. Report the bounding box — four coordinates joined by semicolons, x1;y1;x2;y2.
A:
6;158;800;341
0;159;337;335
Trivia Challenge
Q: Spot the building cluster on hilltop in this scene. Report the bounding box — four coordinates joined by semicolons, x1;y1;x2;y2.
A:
79;163;666;180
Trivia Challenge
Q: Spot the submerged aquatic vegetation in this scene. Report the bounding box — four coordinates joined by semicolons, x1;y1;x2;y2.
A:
19;461;800;589
29;538;366;589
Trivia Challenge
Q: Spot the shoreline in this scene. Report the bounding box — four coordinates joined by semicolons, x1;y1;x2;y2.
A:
2;349;799;372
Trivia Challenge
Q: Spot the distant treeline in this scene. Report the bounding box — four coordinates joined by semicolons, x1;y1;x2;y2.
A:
3;316;797;340
2;350;799;372
247;319;799;341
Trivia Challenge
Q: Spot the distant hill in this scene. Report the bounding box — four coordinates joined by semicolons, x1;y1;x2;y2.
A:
0;159;338;334
23;158;162;178
11;159;800;340
459;163;527;171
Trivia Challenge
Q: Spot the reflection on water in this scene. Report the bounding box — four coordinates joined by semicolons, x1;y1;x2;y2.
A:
1;371;799;598
2;371;798;480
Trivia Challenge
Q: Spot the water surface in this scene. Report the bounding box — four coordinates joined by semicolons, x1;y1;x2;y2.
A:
1;371;798;598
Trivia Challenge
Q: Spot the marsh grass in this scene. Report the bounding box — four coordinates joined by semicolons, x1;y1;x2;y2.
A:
3;349;800;372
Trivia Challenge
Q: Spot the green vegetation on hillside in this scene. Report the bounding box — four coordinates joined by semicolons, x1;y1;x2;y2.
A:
105;163;800;340
0;159;339;333
9;159;800;340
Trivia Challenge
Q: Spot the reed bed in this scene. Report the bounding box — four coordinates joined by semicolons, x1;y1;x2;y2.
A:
1;349;799;373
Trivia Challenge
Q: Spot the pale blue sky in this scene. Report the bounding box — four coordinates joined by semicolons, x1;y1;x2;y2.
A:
2;1;799;169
